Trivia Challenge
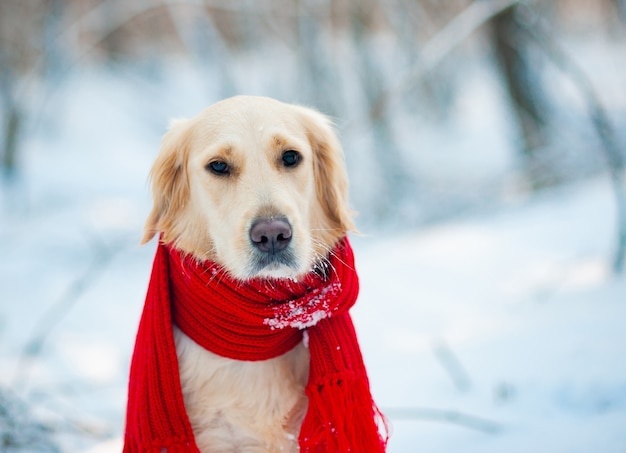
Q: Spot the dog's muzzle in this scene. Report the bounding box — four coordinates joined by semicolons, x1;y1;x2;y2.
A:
249;217;292;253
249;217;297;273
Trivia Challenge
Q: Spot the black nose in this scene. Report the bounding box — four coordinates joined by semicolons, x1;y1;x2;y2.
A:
249;217;292;254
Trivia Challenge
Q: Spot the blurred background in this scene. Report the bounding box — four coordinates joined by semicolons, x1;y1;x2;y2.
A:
1;0;625;451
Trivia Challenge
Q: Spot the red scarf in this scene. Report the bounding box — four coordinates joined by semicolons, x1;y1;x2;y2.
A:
124;238;388;452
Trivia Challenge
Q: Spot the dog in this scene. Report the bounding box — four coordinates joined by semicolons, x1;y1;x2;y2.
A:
140;96;357;452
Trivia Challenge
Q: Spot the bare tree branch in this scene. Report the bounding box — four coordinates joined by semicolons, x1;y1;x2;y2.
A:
370;0;522;120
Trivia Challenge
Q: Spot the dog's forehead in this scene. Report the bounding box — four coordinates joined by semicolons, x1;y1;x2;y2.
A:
194;98;309;147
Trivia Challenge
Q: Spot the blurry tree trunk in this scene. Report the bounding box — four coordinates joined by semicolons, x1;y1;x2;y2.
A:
518;14;626;273
0;0;65;182
613;0;626;21
350;1;413;219
101;1;125;60
1;105;21;179
166;4;237;99
490;6;549;188
296;0;339;116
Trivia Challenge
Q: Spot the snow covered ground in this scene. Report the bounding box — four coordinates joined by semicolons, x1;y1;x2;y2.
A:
1;67;625;452
353;177;626;452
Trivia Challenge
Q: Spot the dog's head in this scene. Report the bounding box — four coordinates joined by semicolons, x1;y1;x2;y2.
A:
142;96;356;280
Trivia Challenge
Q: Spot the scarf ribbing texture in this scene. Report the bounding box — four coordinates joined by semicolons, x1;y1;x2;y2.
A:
124;237;388;452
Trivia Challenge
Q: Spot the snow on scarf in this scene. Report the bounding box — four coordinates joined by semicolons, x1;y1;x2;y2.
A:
124;237;388;452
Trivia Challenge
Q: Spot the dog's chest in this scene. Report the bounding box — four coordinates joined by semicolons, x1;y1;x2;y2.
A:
173;327;310;452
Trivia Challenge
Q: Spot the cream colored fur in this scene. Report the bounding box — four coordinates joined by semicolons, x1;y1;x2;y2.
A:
141;96;355;452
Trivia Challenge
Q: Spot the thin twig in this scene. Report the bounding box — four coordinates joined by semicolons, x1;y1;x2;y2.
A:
432;338;472;392
384;406;503;434
11;235;130;390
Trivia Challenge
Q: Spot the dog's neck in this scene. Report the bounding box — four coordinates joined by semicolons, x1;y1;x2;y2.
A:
168;239;354;361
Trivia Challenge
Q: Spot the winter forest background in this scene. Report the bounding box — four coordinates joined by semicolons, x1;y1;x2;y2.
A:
1;0;626;451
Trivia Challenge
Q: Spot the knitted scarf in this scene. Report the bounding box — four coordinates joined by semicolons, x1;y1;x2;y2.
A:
124;237;388;452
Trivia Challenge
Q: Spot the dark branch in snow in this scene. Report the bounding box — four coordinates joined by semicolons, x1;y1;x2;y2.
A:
0;388;59;452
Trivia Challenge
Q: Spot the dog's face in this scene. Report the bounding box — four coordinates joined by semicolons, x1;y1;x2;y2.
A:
142;96;355;280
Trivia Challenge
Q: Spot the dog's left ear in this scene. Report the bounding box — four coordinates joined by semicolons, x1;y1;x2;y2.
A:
297;107;357;235
141;118;193;245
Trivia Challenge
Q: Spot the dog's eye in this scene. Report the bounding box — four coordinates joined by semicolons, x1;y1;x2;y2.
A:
206;161;230;175
282;150;301;168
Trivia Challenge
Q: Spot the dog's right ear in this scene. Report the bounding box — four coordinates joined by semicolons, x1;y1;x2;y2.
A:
141;119;193;245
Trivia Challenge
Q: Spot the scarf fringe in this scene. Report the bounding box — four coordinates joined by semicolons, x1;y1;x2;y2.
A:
299;374;389;452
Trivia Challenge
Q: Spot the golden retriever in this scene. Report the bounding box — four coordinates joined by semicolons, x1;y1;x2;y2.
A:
141;95;356;452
